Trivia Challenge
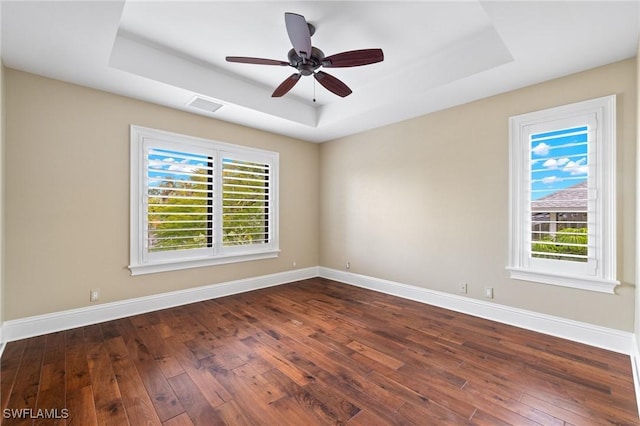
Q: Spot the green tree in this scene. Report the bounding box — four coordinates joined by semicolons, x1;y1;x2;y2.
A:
222;160;269;246
531;227;587;262
148;160;269;252
148;168;212;252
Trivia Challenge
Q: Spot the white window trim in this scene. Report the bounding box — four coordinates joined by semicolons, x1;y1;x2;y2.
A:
129;125;280;276
506;95;618;294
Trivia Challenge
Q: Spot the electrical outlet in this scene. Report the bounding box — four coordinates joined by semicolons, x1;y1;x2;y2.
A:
459;283;467;294
484;287;494;299
346;261;351;270
90;289;100;302
292;260;297;268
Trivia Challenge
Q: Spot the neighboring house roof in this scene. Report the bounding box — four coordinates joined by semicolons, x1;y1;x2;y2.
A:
532;181;587;211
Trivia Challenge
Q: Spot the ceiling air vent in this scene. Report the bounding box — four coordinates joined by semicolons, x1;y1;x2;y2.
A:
187;96;223;114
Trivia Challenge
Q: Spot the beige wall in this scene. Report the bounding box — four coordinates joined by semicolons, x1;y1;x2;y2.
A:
4;69;320;320
320;58;637;331
4;59;637;332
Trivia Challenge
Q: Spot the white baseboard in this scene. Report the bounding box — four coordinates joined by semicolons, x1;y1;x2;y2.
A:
1;267;319;343
631;335;640;416
1;266;636;417
1;265;634;356
319;267;634;355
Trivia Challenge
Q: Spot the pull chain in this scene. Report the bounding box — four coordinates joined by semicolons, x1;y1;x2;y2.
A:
313;77;316;103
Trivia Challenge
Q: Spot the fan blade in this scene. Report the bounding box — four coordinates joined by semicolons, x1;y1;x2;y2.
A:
285;12;312;59
314;71;352;97
272;73;302;97
226;56;289;66
322;49;384;68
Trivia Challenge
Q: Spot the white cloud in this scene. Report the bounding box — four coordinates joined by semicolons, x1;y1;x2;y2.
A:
531;142;550;156
563;157;588;175
542;157;570;169
542;176;561;184
148;156;178;169
148;155;204;174
168;161;197;173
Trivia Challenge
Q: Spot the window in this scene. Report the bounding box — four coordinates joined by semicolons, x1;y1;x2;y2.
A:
130;126;279;275
507;95;618;293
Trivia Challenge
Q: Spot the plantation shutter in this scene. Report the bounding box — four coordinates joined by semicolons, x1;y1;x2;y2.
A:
130;126;280;275
524;112;598;276
145;146;214;256
529;125;591;263
507;96;617;292
222;156;271;247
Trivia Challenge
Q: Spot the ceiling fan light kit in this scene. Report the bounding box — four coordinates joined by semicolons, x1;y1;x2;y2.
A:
226;12;384;98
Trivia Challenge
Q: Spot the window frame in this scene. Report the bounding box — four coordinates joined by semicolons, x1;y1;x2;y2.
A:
506;95;618;294
129;125;280;276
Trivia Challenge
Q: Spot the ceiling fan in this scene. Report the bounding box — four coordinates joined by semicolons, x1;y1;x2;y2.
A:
226;12;384;98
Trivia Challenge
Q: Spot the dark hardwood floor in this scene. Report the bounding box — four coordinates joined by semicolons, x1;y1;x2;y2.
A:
1;278;637;425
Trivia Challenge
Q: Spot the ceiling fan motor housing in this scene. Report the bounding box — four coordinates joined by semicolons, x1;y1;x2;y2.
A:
288;47;324;76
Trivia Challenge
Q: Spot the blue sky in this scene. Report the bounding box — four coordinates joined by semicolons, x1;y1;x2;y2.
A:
530;126;588;200
147;148;209;187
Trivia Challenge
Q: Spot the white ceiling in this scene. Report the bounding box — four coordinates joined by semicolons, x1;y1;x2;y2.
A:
2;1;639;143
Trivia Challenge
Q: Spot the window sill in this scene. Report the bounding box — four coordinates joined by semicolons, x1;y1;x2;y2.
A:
129;249;280;276
506;267;619;294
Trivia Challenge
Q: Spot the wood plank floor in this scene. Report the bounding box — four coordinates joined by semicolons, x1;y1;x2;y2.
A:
1;278;638;425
